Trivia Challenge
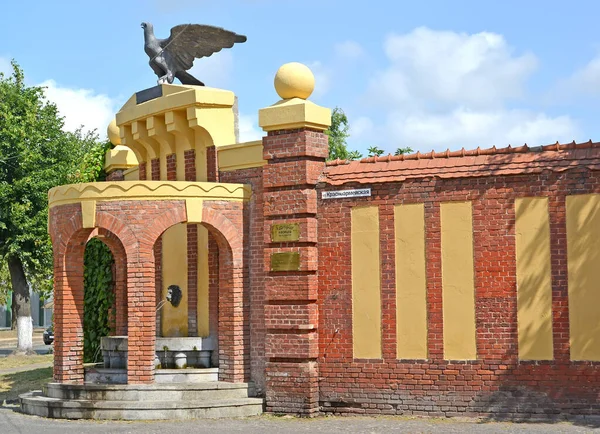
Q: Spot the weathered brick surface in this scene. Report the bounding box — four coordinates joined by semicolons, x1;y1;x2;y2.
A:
317;168;600;418
265;361;319;415
220;167;265;392
151;158;160;181
264;189;317;216
166;153;176;181
184;149;195;182
261;128;327;415
138;162;147;181
207;146;219;182
263;129;329;160
263;160;324;188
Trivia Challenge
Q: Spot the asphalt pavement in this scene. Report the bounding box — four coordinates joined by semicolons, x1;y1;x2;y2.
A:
1;408;600;434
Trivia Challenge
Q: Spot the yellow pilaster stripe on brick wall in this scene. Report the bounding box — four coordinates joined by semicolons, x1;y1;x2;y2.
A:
161;223;188;337
441;202;477;360
515;197;554;360
395;203;428;359
351;206;382;359
567;193;600;361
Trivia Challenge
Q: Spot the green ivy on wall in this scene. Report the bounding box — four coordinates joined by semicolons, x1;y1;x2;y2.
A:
83;238;115;363
79;139;115;364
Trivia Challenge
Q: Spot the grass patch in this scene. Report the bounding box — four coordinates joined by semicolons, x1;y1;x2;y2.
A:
0;354;53;370
0;367;53;403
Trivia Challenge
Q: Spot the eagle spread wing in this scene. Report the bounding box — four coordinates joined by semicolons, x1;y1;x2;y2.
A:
162;24;247;72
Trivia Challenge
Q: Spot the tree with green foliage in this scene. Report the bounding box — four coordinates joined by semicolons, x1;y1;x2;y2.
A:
367;146;385;157
325;107;362;161
395;146;414;156
0;61;100;353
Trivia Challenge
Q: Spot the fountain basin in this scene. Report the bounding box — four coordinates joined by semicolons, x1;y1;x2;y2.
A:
101;336;215;369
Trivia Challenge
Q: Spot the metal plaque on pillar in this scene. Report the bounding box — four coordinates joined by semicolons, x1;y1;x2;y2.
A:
270;252;300;271
271;223;300;242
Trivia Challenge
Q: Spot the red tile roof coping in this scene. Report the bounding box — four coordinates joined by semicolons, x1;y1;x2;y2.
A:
322;140;600;186
326;140;599;167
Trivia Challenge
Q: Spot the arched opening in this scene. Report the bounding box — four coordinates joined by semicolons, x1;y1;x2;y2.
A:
82;228;128;366
82;238;115;363
150;210;247;382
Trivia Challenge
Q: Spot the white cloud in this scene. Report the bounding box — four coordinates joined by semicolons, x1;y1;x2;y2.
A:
238;114;263;142
368;27;537;110
335;41;365;60
307;61;331;98
189;51;234;89
552;55;600;100
350;116;374;139
384;108;577;151
355;28;576;152
40;80;118;137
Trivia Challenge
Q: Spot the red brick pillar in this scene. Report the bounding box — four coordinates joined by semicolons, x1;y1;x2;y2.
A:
262;128;328;415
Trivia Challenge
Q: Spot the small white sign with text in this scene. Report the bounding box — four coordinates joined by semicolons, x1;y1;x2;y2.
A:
322;188;372;200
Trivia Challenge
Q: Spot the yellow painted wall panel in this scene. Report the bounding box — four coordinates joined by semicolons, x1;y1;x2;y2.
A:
567;194;600;361
515;197;554;360
351;206;382;359
197;225;210;337
161;223;188;337
395;204;428;359
441;202;477;360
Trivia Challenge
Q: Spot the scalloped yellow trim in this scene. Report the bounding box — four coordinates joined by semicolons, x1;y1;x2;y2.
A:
49;181;252;208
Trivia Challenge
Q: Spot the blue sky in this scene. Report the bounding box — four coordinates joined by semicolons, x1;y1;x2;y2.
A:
2;0;600;156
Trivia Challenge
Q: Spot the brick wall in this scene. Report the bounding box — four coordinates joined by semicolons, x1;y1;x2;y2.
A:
316;168;600;419
220;166;265;392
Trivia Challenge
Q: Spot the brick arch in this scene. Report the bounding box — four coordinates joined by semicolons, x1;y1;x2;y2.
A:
201;206;243;267
199;206;247;382
94;211;139;253
87;228;129;336
141;203;188;250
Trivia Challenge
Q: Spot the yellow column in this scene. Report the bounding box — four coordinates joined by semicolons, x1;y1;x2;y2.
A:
515;197;553;360
395;204;427;359
441;202;476;360
567;193;600;361
351;206;382;359
161;223;189;337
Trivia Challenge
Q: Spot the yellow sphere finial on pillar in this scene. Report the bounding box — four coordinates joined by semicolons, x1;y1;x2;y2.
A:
274;62;315;100
107;118;121;145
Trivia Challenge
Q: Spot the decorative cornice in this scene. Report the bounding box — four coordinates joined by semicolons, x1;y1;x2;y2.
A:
49;181;252;208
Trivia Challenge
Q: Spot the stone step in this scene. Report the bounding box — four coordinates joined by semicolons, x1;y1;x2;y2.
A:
20;392;264;420
44;381;252;401
84;367;219;384
156;368;219;383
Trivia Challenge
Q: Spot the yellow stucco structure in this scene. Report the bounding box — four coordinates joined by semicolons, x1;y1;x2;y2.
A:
395;204;428;360
106;84;245;338
441;202;477;360
351;206;382;359
259;62;331;132
567;193;600;361
515;197;554;360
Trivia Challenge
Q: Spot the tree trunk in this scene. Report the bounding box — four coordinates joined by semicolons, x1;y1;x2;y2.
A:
11;291;16;330
8;256;33;354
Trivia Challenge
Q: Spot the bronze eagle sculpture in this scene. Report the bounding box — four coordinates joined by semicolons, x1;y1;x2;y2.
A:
141;22;247;86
